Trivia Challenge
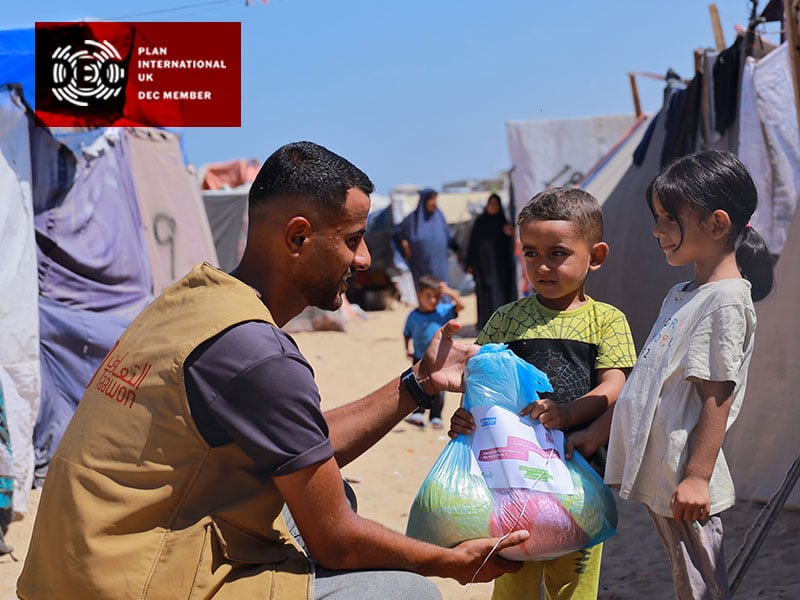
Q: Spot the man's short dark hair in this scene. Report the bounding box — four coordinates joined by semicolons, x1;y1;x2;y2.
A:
517;187;603;244
248;141;374;218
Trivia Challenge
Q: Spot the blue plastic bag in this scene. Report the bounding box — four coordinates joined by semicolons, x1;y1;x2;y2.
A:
406;343;618;560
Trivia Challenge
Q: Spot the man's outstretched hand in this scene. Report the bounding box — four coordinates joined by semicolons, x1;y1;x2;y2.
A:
415;320;479;395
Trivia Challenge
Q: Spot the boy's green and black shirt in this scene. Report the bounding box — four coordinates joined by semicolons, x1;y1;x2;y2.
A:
477;294;637;417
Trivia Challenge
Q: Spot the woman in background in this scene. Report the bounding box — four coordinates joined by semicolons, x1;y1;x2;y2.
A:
396;188;459;289
465;193;517;329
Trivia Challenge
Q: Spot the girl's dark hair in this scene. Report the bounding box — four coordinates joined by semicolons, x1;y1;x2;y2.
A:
646;150;774;301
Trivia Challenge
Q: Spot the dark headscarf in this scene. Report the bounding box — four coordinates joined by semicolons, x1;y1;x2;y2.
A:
465;195;512;273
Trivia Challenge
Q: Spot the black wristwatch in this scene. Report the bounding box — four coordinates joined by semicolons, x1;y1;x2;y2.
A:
401;367;435;410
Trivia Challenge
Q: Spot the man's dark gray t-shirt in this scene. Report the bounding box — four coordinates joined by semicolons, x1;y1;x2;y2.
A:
184;320;334;476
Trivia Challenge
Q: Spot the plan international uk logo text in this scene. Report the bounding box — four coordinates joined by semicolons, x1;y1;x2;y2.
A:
35;22;240;127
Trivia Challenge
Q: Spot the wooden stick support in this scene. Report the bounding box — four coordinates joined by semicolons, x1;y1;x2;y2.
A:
628;73;642;118
709;3;726;51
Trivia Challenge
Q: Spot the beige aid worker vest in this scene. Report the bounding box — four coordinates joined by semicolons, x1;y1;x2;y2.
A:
18;263;312;600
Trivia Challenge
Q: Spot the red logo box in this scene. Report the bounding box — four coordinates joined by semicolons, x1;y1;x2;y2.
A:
35;21;241;127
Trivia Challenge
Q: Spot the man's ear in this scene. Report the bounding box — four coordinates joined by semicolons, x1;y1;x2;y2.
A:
589;241;609;271
285;216;312;256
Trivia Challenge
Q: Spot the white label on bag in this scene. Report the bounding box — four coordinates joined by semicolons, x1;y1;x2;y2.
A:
469;405;575;494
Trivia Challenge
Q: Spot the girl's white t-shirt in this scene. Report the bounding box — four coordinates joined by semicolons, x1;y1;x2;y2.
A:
605;278;756;517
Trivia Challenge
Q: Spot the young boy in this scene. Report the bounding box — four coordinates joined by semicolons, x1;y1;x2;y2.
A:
403;274;465;429
450;187;637;599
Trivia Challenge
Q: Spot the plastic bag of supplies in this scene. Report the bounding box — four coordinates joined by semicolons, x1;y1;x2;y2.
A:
405;343;618;560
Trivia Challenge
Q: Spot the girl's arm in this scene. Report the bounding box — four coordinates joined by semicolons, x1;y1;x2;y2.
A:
670;379;735;521
564;405;614;459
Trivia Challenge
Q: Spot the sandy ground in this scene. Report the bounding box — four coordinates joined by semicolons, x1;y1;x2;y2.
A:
2;293;799;599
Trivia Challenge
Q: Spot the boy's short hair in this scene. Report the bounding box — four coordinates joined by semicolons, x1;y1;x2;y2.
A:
416;274;441;293
517;187;603;245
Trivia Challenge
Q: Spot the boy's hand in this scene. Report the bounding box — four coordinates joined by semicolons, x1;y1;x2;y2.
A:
522;398;567;430
447;407;475;439
670;476;711;522
438;282;457;297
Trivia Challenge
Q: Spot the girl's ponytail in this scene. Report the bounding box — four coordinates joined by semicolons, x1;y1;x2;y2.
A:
735;225;775;301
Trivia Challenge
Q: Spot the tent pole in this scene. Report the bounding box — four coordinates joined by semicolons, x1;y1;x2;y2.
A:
727;451;800;595
709;3;727;51
785;0;800;144
627;73;642;117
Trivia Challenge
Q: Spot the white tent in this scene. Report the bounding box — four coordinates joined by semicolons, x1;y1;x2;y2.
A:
0;86;40;512
506;114;638;208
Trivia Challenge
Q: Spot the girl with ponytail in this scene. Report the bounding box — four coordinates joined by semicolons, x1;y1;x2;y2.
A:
604;150;773;599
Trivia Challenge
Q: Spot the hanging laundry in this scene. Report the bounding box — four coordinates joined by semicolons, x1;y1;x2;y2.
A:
713;37;743;134
662;71;703;165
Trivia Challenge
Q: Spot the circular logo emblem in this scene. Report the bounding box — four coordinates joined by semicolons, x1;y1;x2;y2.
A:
51;39;126;107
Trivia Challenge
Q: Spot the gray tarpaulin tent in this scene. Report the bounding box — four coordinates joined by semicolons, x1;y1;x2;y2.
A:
574;42;800;509
725;203;800;508
201;188;248;273
583;106;695;348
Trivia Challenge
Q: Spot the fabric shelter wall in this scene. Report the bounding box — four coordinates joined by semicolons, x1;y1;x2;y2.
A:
201;189;248;273
506;115;636;208
37;128;152;318
0;86;40;511
580;115;653;203
725;209;800;509
582;49;798;507
584;108;693;349
34;127;153;474
35;298;130;475
126;128;219;295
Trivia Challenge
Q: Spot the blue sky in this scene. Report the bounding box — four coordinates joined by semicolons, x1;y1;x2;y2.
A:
6;1;771;194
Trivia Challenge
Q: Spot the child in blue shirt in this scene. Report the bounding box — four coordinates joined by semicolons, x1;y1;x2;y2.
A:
403;274;465;428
